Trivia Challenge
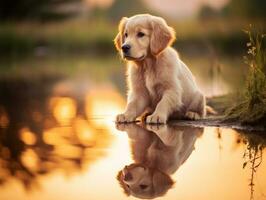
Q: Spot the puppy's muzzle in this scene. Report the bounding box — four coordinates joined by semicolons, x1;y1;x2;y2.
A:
122;44;131;54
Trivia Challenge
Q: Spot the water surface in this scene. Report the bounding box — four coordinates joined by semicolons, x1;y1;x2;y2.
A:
0;77;265;200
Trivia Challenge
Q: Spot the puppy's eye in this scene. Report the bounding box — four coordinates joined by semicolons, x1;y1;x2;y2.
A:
124;33;128;38
139;184;148;189
137;32;145;38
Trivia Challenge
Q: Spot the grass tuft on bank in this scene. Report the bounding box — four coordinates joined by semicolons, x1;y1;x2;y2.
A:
226;26;266;124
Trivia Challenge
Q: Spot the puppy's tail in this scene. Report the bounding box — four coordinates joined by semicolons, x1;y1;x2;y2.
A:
206;105;217;115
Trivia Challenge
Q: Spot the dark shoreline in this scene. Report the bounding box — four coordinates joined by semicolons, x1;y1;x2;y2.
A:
169;118;265;132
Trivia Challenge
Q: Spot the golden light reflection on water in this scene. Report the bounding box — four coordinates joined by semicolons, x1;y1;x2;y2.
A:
86;86;125;118
20;128;37;145
0;82;265;200
20;149;39;171
50;97;77;126
73;117;95;146
167;127;266;200
2;124;266;200
0;83;127;199
85;86;126;133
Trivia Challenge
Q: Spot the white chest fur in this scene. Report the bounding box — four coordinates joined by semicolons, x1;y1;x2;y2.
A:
143;68;164;106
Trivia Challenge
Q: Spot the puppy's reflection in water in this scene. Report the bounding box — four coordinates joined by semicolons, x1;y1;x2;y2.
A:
116;123;203;199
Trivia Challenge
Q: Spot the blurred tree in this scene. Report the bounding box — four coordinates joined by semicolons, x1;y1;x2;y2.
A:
0;0;81;21
222;0;266;19
199;5;221;20
89;0;153;21
108;0;148;20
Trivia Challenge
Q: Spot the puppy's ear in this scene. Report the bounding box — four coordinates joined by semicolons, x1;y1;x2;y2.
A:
116;170;130;196
114;17;128;50
152;170;174;196
150;17;175;56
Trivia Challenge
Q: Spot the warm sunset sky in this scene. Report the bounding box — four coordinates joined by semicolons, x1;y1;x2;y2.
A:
85;0;230;18
144;0;230;18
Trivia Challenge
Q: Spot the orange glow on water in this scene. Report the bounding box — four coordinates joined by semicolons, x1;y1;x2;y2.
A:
1;114;266;200
50;97;77;126
85;87;125;119
73;117;95;146
20;149;39;171
43;127;73;145
20;128;37;145
85;87;125;132
2;79;265;200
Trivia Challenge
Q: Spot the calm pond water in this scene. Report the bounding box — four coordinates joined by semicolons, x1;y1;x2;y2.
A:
0;77;265;200
0;55;264;200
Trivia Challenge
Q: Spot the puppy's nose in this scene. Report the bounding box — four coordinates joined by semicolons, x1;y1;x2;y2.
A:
124;172;133;181
122;44;131;54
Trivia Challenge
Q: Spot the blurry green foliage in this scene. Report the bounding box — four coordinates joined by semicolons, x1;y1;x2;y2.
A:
223;0;266;19
107;0;149;20
199;5;222;19
0;0;80;21
0;28;35;55
89;0;152;21
199;0;266;19
0;0;265;58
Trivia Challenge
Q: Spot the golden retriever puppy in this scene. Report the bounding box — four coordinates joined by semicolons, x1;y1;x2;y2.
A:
114;14;206;124
116;123;203;199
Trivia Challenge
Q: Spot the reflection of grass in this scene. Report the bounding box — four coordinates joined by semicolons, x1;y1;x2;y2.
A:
237;130;266;200
226;27;266;124
244;142;263;200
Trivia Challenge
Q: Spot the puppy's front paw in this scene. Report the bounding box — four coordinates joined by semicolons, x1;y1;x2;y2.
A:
185;111;201;120
146;124;165;131
116;113;136;123
115;123;127;131
115;123;138;131
146;113;167;124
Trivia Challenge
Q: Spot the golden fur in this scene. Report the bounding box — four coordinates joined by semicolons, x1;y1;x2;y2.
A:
114;14;206;123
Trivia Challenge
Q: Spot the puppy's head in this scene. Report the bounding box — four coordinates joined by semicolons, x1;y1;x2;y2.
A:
117;163;174;199
114;14;175;61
